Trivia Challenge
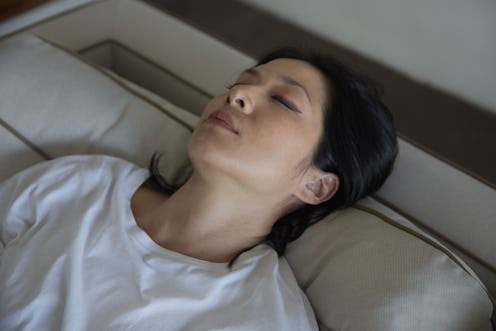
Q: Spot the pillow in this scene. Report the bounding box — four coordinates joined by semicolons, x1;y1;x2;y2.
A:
286;197;494;330
0;33;493;330
0;33;195;186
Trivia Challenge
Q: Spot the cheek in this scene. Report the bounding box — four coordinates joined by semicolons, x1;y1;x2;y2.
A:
242;116;317;184
255;114;316;158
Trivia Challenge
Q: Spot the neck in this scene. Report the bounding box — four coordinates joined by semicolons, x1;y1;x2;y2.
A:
137;172;287;263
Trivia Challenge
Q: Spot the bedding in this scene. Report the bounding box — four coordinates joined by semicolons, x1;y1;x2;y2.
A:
0;33;493;330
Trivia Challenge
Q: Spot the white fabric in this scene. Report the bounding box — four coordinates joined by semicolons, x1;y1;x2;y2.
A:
0;155;318;331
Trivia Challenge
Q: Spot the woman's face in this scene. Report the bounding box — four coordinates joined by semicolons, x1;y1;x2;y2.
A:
189;58;328;198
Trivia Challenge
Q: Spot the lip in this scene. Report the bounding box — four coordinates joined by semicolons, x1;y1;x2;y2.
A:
205;110;239;134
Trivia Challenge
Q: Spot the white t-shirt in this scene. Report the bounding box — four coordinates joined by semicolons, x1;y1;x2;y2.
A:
0;155;318;331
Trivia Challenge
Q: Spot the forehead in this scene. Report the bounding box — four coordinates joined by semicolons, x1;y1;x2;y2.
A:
254;58;328;108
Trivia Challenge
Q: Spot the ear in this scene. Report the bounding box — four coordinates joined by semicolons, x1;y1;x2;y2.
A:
294;167;339;205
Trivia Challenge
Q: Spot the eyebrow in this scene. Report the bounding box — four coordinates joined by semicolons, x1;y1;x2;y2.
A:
242;68;312;105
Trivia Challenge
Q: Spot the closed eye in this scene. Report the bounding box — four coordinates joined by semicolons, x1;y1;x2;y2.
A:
272;95;301;113
226;82;302;113
226;82;238;90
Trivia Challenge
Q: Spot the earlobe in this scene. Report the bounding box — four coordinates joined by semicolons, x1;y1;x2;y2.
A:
295;171;339;205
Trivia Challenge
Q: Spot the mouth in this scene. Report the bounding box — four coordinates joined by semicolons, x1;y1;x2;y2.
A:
205;110;239;134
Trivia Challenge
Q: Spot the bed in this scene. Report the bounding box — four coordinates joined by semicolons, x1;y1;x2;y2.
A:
0;0;494;330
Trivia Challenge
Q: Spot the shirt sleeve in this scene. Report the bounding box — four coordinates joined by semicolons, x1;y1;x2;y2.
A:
0;154;136;255
0;155;100;255
0;159;53;254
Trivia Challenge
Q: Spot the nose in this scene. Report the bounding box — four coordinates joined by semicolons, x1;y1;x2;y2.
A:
227;86;254;114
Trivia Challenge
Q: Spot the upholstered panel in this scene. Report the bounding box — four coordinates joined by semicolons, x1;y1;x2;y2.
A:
376;140;496;271
17;0;116;51
80;41;212;115
26;0;255;99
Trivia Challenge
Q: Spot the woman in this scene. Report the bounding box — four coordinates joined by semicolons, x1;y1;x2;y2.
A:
0;48;397;330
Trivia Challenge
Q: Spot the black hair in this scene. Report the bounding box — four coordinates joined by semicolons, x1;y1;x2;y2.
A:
146;47;398;258
256;47;398;255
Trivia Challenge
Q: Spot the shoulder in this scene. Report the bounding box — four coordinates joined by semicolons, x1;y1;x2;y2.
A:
1;154;147;203
5;154;141;183
41;154;140;173
237;244;303;290
234;245;319;330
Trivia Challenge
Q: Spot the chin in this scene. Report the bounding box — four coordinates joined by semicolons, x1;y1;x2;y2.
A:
187;135;231;177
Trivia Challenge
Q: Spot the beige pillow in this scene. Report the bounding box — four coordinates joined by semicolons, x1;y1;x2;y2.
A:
287;197;494;330
1;33;493;330
0;33;194;186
